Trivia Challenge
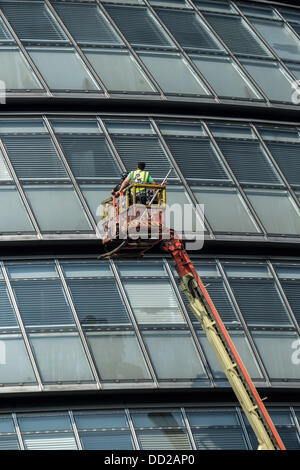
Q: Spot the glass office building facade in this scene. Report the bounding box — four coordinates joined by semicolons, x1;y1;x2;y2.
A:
0;0;299;450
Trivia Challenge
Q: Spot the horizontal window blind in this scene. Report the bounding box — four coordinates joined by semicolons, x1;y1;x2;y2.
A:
80;431;134;450
265;142;300;187
2;136;69;180
53;2;122;45
104;5;172;47
0;283;18;328
0;20;12;40
57;136;121;179
0;437;20;450
203;13;270;56
155;9;222;50
137;429;192;450
67;279;131;325
0;2;67;42
216;140;281;185
111;136;176;179
280;281;300;325
164;137;230;181
193;428;248;450
247;427;300;450
23;434;78;450
12;280;74;327
229;280;292;326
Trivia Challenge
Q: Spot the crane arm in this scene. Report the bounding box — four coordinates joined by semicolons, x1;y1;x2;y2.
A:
161;234;285;451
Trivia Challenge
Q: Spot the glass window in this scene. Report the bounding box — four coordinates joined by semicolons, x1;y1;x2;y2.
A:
52;2;123;45
27;47;101;91
191;424;248;449
18;414;72;432
86;331;152;381
0;151;12;181
136;429;192;450
190;55;262;100
0;186;34;233
0;18;13;41
23;185;92;232
203;13;271;56
105;120;154;135
0;283;19;329
193;187;260;233
239;59;295;102
285;62;300;83
61;262;112;278
83;49;157;93
104;4;174;48
276;265;300;279
198;331;264;381
278;9;300;24
0;47;43;90
0;437;20;450
215;139;282;185
6;263;58;279
22;434;78;450
138;51;210;96
131;411;184;427
29;332;94;383
150;0;192;7
236;3;279;19
194;1;236;13
0;1;68;42
264;140;300;188
74;412;128;430
142;331;208;380
0;334;37;385
123;279;186;324
252;331;300;380
278;279;300;326
249;19;300;61
80;184;112;223
79;431;134;450
51;119;101;134
166;185;204;234
155;9;224;51
56;134;121;180
2;136;69;181
245;189;300;235
158;121;205;137
187;410;239;426
259;127;300;142
209;124;255;139
223;263;271;278
0;119;47;134
117;262;167;277
12;280;75;328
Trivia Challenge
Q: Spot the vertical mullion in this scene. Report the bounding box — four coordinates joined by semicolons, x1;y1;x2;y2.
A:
96;117;127;172
125;408;140;450
43;116;98;234
69;410;83;450
290;407;300;442
44;0;109;97
95;0;166;98
12;413;25;451
202;121;268;237
251;124;300;211
110;259;159;388
215;259;271;386
163;258;215;385
181;407;197;450
0;10;51;95
150;117;215;239
55;260;102;390
187;0;271;104
0;138;43;239
1;264;44;391
267;260;300;336
143;0;220;102
236;406;253;450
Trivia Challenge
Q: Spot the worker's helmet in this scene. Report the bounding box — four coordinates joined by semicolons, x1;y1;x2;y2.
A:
121;172;128;181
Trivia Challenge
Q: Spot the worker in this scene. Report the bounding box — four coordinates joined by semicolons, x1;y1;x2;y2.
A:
117;162;156;204
111;172;128;196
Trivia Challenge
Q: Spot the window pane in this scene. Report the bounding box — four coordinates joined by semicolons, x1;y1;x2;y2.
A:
155;9;223;51
104;5;174;47
0;437;19;450
136;429;192;450
23;434;77;450
74;412;128;429
0;334;36;385
252;331;300;380
0;283;19;328
131;411;184;427
0;186;34;233
143;331;207;380
193;187;259;233
28;48;100;91
240;59;294;102
265;141;300;187
18;414;71;432
80;431;134;450
0;150;12;181
29;333;94;383
83;49;156;93
53;2;123;45
279;280;300;325
245;189;300;235
0;416;15;433
166;185;203;234
80;184;112;223
7;263;58;279
250;19;300;61
223;263;271;278
12;280;75;327
0;48;43;90
24;185;92;232
124;280;186;324
61;262;112;278
2;136;69;180
117;261;167;277
192;428;248;450
194;1;236;13
139;52;210;95
191;55;261;99
86;331;151;381
51;119;101;134
187;410;239;426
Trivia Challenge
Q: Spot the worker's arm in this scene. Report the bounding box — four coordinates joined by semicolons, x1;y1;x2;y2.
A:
118;176;130;193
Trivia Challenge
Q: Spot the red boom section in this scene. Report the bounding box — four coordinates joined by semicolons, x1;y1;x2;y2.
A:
161;234;286;451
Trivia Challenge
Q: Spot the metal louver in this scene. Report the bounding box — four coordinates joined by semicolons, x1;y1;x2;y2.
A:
280;281;300;325
23;434;78;450
216;140;281;185
0;437;20;450
266;142;300;187
57;135;121;179
80;431;133;450
137;429;192;450
0;283;18;328
2;136;69;180
193;428;248;450
67;279;131;325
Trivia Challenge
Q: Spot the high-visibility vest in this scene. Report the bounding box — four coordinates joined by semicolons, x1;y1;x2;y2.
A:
129;169;150;193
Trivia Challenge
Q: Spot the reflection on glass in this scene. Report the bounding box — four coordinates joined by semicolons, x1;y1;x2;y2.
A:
0;186;34;233
0;334;36;384
0;48;43;90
